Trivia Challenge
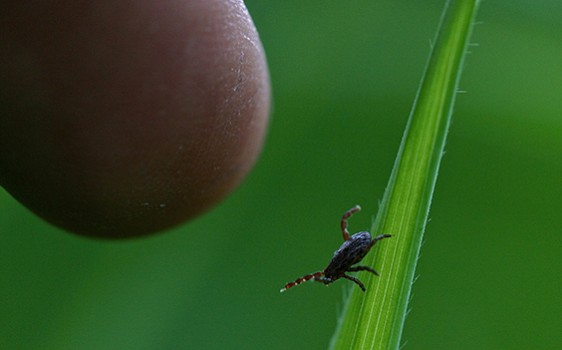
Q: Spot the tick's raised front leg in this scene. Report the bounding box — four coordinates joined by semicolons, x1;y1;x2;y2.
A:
340;205;361;241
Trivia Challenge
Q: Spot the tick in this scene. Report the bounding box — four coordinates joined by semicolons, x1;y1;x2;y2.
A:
280;205;391;292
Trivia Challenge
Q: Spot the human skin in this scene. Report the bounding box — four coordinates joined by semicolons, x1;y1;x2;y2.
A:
0;0;270;238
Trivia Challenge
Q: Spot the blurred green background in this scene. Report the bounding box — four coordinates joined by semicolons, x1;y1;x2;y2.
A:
1;0;561;349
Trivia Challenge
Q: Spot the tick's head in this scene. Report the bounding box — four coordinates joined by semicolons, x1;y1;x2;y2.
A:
317;275;335;285
349;231;372;242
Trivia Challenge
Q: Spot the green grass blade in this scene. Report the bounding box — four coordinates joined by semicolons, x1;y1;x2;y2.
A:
329;1;480;349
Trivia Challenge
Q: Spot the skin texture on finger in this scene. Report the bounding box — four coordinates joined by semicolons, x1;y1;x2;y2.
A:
0;0;270;238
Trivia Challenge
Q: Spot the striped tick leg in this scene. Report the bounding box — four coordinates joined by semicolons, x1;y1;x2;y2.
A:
341;205;361;241
280;271;324;293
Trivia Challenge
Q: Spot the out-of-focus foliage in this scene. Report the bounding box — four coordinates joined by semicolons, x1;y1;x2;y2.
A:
1;1;560;349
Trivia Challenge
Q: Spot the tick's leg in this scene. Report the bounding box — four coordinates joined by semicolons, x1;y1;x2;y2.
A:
341;205;361;241
280;271;324;292
347;265;379;276
342;274;366;292
368;233;392;248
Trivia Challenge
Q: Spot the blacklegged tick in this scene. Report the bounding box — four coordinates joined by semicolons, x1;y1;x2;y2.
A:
280;205;391;292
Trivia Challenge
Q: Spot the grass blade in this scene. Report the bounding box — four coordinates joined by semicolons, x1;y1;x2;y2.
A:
329;1;480;349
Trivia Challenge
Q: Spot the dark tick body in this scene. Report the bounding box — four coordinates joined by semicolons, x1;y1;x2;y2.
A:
280;205;391;292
